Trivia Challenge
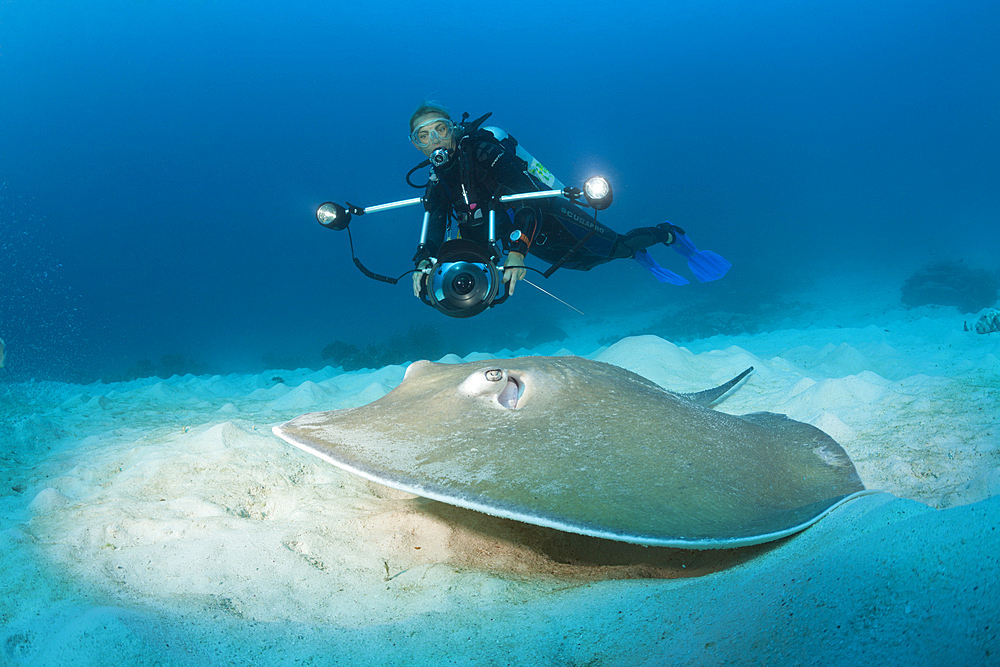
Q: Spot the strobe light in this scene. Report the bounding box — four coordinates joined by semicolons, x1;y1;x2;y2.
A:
316;202;351;230
583;176;613;210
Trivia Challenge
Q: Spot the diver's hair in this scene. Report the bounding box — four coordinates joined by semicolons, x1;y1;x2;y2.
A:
409;101;451;131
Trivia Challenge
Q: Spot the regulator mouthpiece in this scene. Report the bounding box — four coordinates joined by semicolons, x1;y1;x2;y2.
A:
430;148;451;167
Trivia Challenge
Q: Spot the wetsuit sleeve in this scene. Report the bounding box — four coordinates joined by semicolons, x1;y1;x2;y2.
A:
413;182;449;264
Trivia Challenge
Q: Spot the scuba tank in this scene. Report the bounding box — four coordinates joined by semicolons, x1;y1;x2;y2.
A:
480;126;567;192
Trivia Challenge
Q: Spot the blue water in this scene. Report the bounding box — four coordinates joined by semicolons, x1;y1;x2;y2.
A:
2;0;998;381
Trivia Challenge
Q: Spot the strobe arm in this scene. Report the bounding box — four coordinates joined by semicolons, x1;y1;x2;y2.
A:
315;175;611;231
496;178;611;209
315;197;424;231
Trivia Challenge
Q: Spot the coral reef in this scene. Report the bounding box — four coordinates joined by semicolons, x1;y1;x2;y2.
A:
320;341;370;371
901;261;999;314
975;309;1000;335
597;296;811;346
322;325;447;371
102;354;217;382
320;322;569;371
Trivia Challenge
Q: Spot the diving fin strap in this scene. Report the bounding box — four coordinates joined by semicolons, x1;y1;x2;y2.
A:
669;228;732;282
633;249;689;285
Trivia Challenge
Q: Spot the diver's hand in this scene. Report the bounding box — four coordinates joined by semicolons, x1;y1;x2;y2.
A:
413;260;431;297
503;252;526;296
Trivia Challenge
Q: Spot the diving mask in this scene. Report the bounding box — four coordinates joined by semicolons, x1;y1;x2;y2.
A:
409;117;455;148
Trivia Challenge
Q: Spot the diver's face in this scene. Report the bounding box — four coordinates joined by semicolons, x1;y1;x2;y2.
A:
411;114;455;156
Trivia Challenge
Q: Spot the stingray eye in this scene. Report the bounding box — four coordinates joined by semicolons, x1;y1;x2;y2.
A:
484;369;504;382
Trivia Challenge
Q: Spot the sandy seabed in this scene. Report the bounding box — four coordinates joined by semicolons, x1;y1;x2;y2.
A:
1;301;998;666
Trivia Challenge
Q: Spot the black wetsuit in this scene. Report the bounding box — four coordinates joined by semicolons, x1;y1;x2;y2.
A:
414;129;673;271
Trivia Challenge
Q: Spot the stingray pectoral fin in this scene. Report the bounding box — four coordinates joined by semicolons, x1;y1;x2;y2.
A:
739;411;866;492
272;356;872;548
683;366;754;407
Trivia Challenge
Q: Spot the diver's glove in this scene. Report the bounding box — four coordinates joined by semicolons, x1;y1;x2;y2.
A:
412;260;432;297
503;252;527;296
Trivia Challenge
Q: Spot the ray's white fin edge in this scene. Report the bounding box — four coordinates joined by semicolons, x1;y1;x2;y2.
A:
273;424;884;550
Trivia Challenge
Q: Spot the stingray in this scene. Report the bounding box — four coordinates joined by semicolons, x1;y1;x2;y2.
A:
273;356;872;548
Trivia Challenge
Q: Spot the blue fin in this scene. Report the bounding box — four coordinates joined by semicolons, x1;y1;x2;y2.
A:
671;231;731;282
634;250;689;285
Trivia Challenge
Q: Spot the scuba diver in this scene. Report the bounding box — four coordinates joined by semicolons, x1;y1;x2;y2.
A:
313;103;729;318
406;102;697;300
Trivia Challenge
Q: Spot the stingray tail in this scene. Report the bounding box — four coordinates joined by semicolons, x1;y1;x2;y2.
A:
682;367;754;407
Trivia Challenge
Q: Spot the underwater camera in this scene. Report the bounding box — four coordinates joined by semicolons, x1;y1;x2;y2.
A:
421;239;507;318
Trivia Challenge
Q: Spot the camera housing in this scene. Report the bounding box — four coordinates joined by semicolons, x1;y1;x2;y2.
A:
422;239;505;318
